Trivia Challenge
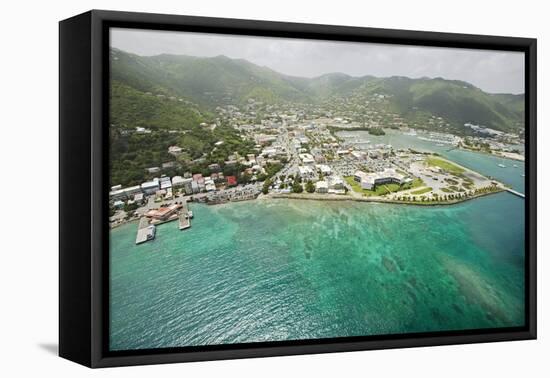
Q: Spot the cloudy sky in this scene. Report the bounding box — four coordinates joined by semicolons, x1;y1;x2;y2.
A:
111;28;524;94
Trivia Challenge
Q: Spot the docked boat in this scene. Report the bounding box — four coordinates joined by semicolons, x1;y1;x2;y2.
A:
187;210;194;218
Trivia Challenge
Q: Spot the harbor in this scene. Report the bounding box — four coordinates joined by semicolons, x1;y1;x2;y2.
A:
135;199;194;244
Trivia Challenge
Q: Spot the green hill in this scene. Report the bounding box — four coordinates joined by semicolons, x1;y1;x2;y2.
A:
111;47;524;132
109;48;525;187
109;80;254;187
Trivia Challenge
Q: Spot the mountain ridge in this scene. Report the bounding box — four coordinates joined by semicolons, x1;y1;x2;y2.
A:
110;47;524;132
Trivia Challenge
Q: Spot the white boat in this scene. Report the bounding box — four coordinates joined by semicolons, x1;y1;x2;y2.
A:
513;164;518;168
498;164;506;168
187;210;194;218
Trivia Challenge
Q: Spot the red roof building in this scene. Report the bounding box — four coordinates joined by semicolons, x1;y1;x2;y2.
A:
227;176;237;187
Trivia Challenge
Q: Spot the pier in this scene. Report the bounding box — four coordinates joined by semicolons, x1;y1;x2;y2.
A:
505;188;525;198
178;212;191;230
134;198;194;243
178;200;191;230
135;217;156;244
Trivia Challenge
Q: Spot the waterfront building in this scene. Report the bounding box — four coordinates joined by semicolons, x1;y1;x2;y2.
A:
141;180;160;195
124;185;142;197
360;168;408;190
191;181;200;194
160;179;172;191
315;180;329;193
182;178;193;195
328;176;344;190
354;170;369;183
133;193;144;204
205;183;216;192
109;188;127;201
171;176;185;188
226;176;237;187
145;203;181;222
207;185;260;204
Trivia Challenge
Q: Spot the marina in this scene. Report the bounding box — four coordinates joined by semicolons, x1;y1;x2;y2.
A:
135;200;193;244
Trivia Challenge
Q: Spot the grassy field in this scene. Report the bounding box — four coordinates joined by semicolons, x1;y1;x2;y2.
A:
410;187;432;195
426;156;465;174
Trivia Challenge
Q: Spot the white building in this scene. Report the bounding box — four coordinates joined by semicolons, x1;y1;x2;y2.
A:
327;176;344;190
359;168;408;190
160;178;172;191
168;146;182;155
299;153;315;165
315;180;328;193
109;188;126;201
171;176;185;188
141;180;160;195
124;185;141;197
354;170;369;183
191;181;200;194
297;166;316;181
316;164;332;176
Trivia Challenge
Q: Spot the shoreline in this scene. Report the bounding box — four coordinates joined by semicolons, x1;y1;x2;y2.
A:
110;187;515;231
267;187;506;207
458;145;525;162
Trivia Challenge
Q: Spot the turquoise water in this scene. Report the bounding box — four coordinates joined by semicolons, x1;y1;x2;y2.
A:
110;132;525;351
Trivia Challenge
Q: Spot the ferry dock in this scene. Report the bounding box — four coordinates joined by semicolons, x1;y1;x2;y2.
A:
135;217;156;244
135;200;193;244
179;201;191;230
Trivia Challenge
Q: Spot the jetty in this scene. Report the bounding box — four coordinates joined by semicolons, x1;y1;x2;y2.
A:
135;217;156;244
178;212;191;230
178;200;191;230
505;188;525;198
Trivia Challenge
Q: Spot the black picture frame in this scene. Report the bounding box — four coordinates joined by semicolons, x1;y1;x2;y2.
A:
59;9;537;368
